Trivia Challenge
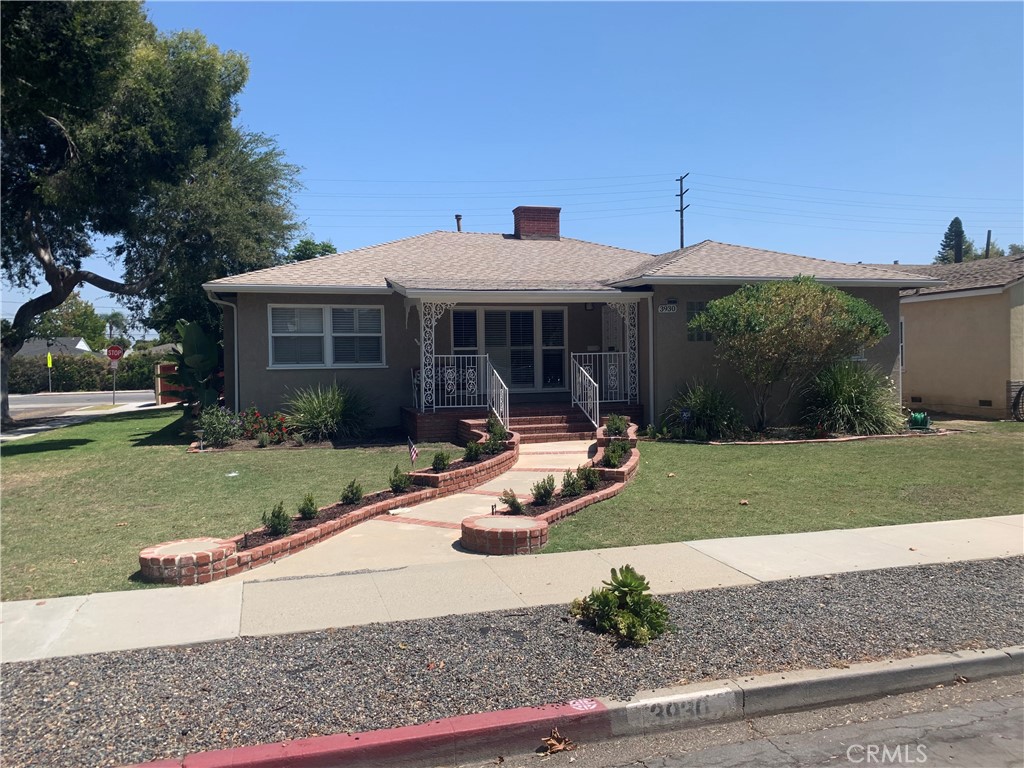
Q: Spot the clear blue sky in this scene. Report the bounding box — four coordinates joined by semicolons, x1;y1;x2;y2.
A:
3;1;1022;325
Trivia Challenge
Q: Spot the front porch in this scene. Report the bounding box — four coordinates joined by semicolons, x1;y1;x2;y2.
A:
406;298;646;442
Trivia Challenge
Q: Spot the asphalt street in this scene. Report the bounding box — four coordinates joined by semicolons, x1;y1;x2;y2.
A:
453;675;1024;768
7;390;155;420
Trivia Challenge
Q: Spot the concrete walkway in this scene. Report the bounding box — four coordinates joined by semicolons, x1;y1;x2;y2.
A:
3;514;1020;663
223;440;596;579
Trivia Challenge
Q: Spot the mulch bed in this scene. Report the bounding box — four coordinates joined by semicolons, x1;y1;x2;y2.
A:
515;478;618;517
236;488;418;552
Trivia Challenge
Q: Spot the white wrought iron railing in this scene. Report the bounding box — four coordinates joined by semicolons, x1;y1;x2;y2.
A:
486;358;509;431
571;352;630;403
571;357;600;429
433;354;488;409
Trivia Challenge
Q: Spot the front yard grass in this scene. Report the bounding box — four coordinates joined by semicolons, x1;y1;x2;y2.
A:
544;419;1024;553
0;409;458;601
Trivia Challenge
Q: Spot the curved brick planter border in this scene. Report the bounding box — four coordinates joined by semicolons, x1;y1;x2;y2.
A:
461;427;642;555
142;432;519;585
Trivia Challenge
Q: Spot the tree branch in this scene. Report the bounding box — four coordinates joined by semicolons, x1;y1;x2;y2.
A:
40;111;79;162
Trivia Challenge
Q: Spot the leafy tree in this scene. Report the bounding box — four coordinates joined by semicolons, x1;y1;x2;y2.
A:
31;292;108;350
287;237;336;262
691;277;890;431
1009;244;1024;257
0;2;298;425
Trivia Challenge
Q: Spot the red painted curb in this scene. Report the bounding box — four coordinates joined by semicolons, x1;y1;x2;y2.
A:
126;699;609;768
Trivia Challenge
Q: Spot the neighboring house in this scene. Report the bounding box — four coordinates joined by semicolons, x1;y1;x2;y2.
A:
14;336;94;358
883;256;1024;419
203;206;940;439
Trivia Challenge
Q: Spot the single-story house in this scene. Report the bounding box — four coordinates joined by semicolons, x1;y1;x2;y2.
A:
881;255;1024;419
14;336;94;358
203;206;940;439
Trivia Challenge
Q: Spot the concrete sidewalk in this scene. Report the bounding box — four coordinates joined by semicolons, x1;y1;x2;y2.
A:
3;514;1020;663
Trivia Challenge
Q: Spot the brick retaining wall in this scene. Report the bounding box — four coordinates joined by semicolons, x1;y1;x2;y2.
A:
141;432;519;586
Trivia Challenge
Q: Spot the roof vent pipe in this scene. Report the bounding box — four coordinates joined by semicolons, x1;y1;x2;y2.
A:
455;214;462;232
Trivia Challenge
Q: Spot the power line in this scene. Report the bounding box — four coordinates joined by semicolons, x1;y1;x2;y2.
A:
691;171;1024;202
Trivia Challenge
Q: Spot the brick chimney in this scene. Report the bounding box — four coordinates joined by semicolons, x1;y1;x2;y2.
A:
513;206;560;240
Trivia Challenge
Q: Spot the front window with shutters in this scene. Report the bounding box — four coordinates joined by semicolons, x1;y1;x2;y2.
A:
269;305;385;368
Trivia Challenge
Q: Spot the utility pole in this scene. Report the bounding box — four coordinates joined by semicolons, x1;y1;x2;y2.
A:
676;173;690;249
985;229;992;259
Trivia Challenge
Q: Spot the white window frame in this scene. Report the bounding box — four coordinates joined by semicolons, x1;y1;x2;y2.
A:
267;304;387;370
450;306;568;392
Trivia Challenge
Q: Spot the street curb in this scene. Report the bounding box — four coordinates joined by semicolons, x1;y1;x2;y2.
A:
124;645;1023;768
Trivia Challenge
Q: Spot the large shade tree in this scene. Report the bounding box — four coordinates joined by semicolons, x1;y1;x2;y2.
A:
1;1;299;425
691;277;890;431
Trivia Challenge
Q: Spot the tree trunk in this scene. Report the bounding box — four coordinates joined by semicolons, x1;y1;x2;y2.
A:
0;342;21;428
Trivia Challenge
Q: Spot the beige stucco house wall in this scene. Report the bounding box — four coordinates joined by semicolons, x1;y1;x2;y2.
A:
901;282;1024;419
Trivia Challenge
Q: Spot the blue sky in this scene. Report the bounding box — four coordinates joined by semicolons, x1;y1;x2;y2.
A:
3;1;1022;325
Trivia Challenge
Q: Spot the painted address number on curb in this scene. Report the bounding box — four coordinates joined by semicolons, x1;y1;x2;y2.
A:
624;687;738;730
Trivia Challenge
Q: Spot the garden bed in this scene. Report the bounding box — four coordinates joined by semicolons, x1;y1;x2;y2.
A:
141;432;519;585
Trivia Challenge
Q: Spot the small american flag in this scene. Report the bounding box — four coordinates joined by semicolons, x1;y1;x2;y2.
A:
408;437;419;466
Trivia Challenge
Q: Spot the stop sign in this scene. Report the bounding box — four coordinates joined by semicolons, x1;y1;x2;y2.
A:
106;345;124;361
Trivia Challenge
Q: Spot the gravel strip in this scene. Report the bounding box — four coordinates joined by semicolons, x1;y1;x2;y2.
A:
3;557;1022;768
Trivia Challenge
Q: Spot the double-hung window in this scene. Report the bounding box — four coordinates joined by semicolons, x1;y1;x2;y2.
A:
269;305;384;367
270;307;325;365
331;307;384;365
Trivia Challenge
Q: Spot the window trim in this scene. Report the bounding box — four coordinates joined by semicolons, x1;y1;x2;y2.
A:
449;306;569;392
267;303;387;370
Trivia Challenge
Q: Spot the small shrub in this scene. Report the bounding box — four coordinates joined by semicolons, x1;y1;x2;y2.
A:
802;361;905;436
197;405;242;447
389;464;412;493
431;451;452;472
341;479;363;505
560;469;584;498
262;501;292;536
486;413;509;441
297;493;318;520
604;413;628;437
285;382;373;442
569;565;670;646
662;380;742;441
577;464;600;491
602;440;629;468
499;488;523;515
531;474;556;505
256;431;270;448
643;423;657;440
239;406;265;439
463;441;482;462
482;433;504;455
291;432;305;447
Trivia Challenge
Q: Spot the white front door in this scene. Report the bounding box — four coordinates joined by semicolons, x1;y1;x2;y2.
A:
455;308;567;391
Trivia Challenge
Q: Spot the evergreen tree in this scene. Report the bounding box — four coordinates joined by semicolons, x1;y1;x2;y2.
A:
936;218;966;264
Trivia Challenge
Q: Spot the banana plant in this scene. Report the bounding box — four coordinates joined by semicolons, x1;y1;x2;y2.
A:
160;319;222;413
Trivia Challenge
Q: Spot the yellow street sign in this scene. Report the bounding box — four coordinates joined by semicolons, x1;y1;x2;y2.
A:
47;352;52;368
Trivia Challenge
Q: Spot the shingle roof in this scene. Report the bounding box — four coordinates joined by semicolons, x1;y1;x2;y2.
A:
611;240;942;286
866;256;1024;296
205;231;655;293
204;232;942;294
15;337;93;358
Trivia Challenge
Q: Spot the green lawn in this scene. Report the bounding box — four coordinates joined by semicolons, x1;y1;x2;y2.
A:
545;419;1024;553
0;410;458;601
4;412;1021;601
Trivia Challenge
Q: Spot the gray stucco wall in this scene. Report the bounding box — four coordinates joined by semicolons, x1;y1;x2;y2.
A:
229;292;420;428
649;284;902;428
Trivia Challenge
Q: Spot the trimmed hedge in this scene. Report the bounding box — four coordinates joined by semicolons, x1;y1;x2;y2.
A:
6;352;166;393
